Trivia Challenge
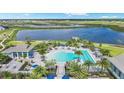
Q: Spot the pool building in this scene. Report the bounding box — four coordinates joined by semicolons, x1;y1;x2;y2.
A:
2;44;34;58
108;54;124;79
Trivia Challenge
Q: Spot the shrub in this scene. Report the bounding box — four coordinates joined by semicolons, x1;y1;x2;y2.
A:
19;62;28;71
0;53;12;64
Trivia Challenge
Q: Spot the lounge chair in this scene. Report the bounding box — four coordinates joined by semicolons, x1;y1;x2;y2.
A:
13;66;16;69
6;65;9;69
67;47;71;50
55;47;58;50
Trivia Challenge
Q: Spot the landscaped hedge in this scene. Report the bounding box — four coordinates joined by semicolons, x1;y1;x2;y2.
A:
0;53;12;64
19;62;28;71
0;71;30;79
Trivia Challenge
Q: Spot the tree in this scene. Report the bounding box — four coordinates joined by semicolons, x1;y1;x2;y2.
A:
37;48;47;55
25;36;31;46
97;58;110;72
67;61;88;79
66;38;81;49
45;60;56;69
83;60;94;72
66;40;73;46
0;53;12;64
88;41;95;51
50;41;60;48
82;40;89;48
15;73;30;79
45;60;56;74
100;49;110;56
36;43;48;55
0;71;13;79
99;43;102;47
31;66;48;79
74;50;83;62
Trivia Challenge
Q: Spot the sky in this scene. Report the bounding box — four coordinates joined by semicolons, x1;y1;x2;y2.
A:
0;13;124;19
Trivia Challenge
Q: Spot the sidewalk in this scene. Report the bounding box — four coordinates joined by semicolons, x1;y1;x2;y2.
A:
56;63;65;79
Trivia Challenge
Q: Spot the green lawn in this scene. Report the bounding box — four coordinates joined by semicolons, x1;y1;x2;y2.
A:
1;23;124;57
7;41;124;57
7;40;66;46
94;43;124;56
7;40;43;46
0;28;14;40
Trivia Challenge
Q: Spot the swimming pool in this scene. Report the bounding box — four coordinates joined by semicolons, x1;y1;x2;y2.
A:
47;50;95;63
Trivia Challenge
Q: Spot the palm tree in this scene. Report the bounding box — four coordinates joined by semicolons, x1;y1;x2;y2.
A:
83;60;94;72
74;71;89;79
73;42;79;49
73;38;81;49
51;41;60;48
99;43;102;47
87;41;95;51
36;43;48;55
25;36;31;46
66;40;73;47
66;38;81;49
15;73;29;79
97;58;110;72
74;50;83;62
67;61;88;79
82;40;88;48
45;60;56;69
100;49;110;56
45;60;56;75
31;66;48;79
37;48;47;55
0;71;13;79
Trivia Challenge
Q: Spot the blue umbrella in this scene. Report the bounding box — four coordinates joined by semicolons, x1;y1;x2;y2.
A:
32;64;38;68
62;75;70;79
47;74;55;79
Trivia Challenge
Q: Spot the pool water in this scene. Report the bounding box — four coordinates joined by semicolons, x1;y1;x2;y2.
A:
48;50;95;63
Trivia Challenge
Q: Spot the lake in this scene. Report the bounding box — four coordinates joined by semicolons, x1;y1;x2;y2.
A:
16;27;124;45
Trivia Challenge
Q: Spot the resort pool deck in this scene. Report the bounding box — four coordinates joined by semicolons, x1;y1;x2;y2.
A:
46;48;96;64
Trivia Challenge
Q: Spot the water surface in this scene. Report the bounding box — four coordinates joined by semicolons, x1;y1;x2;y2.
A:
16;27;124;45
47;50;95;63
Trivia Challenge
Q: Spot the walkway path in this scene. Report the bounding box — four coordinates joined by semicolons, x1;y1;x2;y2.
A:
0;31;14;51
56;63;65;79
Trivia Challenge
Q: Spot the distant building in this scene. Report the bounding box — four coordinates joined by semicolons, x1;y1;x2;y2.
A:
108;54;124;79
2;44;34;58
0;26;5;30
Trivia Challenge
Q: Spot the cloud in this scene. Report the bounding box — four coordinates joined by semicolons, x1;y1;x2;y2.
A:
101;16;118;19
65;13;88;16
